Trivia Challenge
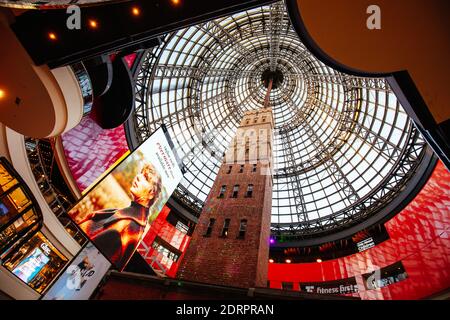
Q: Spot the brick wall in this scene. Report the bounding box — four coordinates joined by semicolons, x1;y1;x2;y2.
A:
177;109;273;288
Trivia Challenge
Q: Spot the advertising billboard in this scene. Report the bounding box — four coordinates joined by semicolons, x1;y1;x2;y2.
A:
42;242;111;300
12;247;50;284
67;127;183;271
362;261;408;290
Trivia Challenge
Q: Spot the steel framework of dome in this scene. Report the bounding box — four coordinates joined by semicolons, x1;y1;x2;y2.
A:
127;1;433;239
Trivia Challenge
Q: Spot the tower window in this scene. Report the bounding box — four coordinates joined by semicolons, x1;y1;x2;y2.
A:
221;219;231;237
204;218;215;237
226;166;232;174
245;184;254;198
262;116;266;122
254;118;258;123
218;185;226;198
238;219;247;239
231;185;239;198
252;164;257;172
239;165;244;173
246;119;250;125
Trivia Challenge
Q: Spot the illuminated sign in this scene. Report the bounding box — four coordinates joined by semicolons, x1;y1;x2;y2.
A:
300;277;359;295
12;248;50;284
356;237;376;252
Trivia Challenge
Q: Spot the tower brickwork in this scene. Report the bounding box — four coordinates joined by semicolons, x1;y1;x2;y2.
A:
177;108;274;288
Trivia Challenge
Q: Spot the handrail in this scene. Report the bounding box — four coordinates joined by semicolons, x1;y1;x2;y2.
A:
24;138;86;246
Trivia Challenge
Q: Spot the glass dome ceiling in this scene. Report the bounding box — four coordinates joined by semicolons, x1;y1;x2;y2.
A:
129;1;430;239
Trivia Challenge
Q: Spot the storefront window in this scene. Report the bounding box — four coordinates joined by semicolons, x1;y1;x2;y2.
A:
0;187;33;229
0;208;40;250
2;232;68;294
0;163;19;194
0;158;43;255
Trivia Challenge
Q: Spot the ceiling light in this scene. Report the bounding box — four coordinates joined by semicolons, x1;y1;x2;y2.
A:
48;32;57;41
269;259;274;263
316;258;322;263
132;7;141;16
171;0;181;6
285;259;291;264
0;89;5;99
88;19;98;29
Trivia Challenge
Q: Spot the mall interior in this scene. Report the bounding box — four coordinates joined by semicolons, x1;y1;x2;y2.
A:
0;0;449;300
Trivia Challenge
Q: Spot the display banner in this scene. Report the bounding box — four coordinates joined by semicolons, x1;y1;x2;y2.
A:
299;277;359;295
356;237;376;252
67;127;183;271
362;261;408;290
42;242;110;300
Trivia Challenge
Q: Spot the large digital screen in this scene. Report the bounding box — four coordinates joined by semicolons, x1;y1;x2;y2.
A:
12;247;50;284
68;127;183;271
42;242;111;300
362;261;408;290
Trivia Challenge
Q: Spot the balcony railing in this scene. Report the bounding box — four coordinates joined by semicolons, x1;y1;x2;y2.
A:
24;138;87;246
71;62;93;115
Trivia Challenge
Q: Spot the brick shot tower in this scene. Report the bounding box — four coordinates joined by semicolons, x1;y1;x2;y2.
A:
176;106;274;288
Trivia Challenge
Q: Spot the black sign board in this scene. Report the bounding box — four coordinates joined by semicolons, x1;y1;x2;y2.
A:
300;277;359;295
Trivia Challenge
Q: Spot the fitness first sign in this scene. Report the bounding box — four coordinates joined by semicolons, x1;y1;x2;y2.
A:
300;277;359;295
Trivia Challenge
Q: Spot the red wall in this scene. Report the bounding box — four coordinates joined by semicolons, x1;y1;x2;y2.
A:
61;119;129;191
268;161;450;300
137;206;191;278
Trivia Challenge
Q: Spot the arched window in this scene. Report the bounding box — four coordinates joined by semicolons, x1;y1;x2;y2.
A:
221;219;231;237
204;218;215;237
218;185;226;198
246;184;254;198
238;219;247;239
231;185;239;198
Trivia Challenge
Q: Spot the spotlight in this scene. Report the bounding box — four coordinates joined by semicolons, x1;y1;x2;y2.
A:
88;19;98;29
170;0;181;6
132;6;141;16
285;259;291;264
316;258;322;263
48;32;57;41
269;259;274;263
269;238;275;244
0;89;5;99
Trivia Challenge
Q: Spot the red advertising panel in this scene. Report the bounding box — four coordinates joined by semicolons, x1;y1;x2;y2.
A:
61;117;129;192
268;161;450;300
137;206;191;277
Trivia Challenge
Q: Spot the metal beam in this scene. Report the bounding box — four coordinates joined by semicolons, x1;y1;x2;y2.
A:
268;2;284;71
